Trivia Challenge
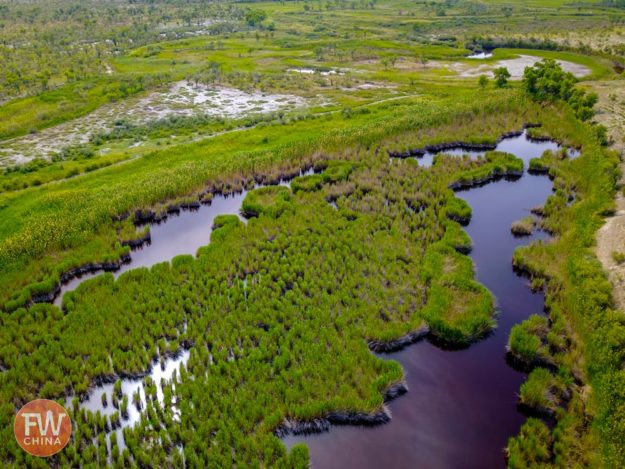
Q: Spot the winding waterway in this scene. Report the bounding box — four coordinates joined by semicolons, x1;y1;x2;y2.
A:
53;170;312;307
53;130;570;467
283;132;564;468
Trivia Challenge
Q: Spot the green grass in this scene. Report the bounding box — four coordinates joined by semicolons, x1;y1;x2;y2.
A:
519;368;557;411
508;315;548;364
507;418;552;468
241;185;293;218
0;90;540;310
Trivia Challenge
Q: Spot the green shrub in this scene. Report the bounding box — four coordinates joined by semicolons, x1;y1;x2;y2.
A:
611;251;625;264
528;157;550;173
523;59;598;121
520;368;554;410
212;214;241;230
321;161;354;183
511;216;536;236
241;186;292;218
507;418;552;468
445;196;471;224
291;174;324;192
508;315;549;363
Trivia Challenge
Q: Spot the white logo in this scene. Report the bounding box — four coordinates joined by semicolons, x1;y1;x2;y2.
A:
22;411;67;437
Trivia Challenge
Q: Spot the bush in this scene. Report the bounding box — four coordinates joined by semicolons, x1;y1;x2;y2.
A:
245;9;267;26
519;368;554;410
291;174;323;192
612;251;625;264
494;67;510;88
321;161;354;183
507;418;552;468
241;186;292;218
508;315;549;364
528;157;550;174
445;196;471;225
212;214;240;230
523;59;597;121
511;216;535;236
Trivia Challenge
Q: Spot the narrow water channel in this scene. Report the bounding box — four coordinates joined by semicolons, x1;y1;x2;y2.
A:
282;132;562;468
53;170;312;307
66;350;191;453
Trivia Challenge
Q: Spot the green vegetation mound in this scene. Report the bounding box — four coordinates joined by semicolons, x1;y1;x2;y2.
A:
241;186;293;219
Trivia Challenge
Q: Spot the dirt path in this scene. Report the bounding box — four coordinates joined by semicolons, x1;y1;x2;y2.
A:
591;80;625;310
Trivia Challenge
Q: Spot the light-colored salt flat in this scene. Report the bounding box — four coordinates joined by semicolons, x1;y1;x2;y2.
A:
0;83;308;166
449;55;590;79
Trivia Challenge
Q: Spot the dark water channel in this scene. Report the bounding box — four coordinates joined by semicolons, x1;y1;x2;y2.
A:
53;130;572;467
282;132;567;468
52;172;310;307
415;129;577;167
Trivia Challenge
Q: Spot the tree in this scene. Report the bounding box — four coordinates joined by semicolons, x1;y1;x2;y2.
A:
245;9;267;27
478;74;488;89
494;67;510;88
181;13;193;27
381;56;397;69
522;59;598;121
523;59;576;101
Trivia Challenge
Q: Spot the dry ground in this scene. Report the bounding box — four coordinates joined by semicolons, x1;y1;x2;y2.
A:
591;79;625;310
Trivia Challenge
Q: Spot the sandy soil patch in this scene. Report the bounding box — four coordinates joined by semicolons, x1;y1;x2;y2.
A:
597;196;625;310
592;80;625;310
448;55;591;79
137;82;306;120
339;81;398;91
